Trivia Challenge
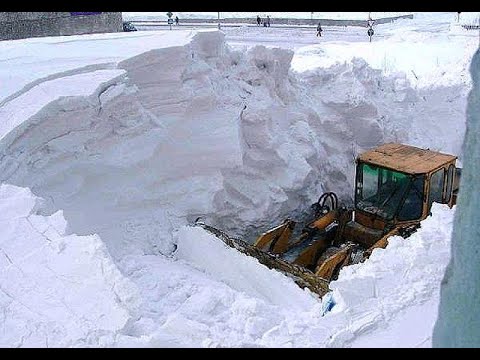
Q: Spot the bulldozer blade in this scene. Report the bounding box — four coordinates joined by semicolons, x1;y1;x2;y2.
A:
195;222;330;298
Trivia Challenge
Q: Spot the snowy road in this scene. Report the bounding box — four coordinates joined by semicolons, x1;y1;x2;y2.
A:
135;25;391;49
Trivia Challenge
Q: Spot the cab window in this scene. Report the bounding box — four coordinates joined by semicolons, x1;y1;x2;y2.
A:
445;165;454;203
398;176;424;221
429;168;445;211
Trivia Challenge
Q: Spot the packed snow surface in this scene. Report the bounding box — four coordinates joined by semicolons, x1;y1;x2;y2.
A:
0;12;475;347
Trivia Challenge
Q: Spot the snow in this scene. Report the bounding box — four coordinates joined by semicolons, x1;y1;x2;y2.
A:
433;48;480;347
0;69;126;144
0;30;196;104
289;13;477;89
329;203;454;347
174;226;318;310
0;184;138;347
172;204;453;347
0;182;456;347
0;12;476;347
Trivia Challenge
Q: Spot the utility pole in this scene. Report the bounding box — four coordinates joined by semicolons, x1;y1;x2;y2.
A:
367;12;374;42
218;12;221;29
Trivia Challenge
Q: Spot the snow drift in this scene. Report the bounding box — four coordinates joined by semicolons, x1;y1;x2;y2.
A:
0;184;137;347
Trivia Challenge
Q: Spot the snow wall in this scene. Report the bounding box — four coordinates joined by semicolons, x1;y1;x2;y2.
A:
433;49;480;348
0;30;467;260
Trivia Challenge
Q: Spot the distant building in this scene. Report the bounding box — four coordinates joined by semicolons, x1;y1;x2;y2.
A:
0;12;123;41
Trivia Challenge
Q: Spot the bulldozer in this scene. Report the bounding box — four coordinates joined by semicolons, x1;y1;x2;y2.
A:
196;143;460;297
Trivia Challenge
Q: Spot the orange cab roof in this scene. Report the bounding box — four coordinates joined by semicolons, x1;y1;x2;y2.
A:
358;143;457;174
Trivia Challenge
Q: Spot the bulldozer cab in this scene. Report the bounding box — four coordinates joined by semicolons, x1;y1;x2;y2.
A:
344;143;458;252
354;143;458;229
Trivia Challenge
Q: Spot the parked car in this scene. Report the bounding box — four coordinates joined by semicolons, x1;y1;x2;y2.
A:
123;21;138;32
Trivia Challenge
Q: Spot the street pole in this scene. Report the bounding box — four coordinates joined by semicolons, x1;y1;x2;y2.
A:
218;12;221;29
167;12;173;30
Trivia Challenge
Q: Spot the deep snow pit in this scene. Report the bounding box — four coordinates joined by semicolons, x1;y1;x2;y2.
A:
0;20;472;347
0;30;466;257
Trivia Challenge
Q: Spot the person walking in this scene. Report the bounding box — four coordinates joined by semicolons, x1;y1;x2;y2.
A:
257;15;261;26
266;15;271;27
316;22;323;37
175;16;179;25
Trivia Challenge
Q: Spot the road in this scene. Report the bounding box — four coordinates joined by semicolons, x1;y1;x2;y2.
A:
133;24;387;50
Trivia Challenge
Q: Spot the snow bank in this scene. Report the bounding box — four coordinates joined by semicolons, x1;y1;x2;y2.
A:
296;58;467;164
174;226;317;310
0;184;138;347
0;30;194;104
433;48;480;348
0;30;242;260
327;203;454;347
291;12;477;93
